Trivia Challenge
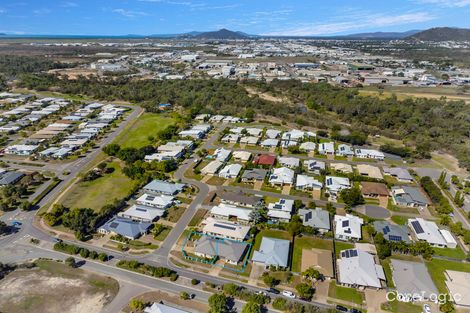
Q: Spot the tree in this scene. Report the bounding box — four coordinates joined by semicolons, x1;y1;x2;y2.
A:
249;207;268;224
208;293;228;313
0;221;8;235
287;215;303;238
223;283;239;296
295;282;315;300
340;187;365;209
325;202;336;215
19;200;32;211
103;143;121;156
180;291;190;300
440;300;454;313
302;267;321;281
262;273;279;287
65;257;76;267
242;301;262;313
129;299;145;310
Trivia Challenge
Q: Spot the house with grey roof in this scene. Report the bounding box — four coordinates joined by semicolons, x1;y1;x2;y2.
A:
303;159;326;175
298;208;331;233
118;204;165;223
383;167;414;183
218;191;263;208
241;169;268;183
390;259;439;302
373;221;410;243
144;303;190;313
194;236;247;265
0;171;25;186
143;180;185;196
251;237;290;269
391;186;430;208
98;216;151;240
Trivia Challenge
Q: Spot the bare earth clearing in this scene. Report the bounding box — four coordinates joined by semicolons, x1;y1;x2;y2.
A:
0;261;119;313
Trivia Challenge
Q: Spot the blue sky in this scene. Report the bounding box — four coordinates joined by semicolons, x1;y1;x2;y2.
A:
0;0;469;36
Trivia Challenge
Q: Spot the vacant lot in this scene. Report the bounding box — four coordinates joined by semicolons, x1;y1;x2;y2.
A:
292;236;333;272
114;113;176;148
0;260;119;313
61;160;138;211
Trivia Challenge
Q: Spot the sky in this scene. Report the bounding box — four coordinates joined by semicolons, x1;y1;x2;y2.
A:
0;0;469;36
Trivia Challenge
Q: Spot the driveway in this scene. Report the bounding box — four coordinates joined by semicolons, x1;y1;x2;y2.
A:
354;205;391;219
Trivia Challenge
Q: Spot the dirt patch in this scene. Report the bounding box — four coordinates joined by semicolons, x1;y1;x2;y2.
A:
245;87;290;103
0;261;119;313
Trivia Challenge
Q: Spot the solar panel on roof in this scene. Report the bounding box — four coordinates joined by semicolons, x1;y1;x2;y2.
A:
109;222;119;228
345;250;350;258
411;221;424;234
389;235;403;242
342;220;349;227
350;250;358;257
146;195;156;201
214;223;237;231
383;226;390;234
280;199;285;204
136;208;147;212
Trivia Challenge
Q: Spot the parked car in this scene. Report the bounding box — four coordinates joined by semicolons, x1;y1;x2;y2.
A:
336;305;348;312
423;304;431;313
282;290;296;299
267;288;280;294
351;309;362;313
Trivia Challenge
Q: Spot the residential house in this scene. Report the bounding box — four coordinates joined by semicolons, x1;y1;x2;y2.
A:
201;160;224;175
301;248;334;279
296;175;323;191
118;204;165;222
245;128;263;137
194;236;247;265
355;148;385;161
210;203;252;224
373;221;410;243
251;237;290;269
298;208;331;233
391;186;430;209
241;169;268;183
144;303;190;313
318;142;335;155
232;151;252;163
265;129;281;139
267;199;293;222
278;156;300;169
281;129;304;142
383;167;414;183
218;163;243;179
408;218;457;248
330;163;353;174
98;217;151;240
136;194;174;209
336;144;354;157
253;154;277;167
337;248;385;289
217;191;263;208
360;182;389;198
269;167;295;186
299;142;316;152
260;138;279;148
221;134;240;143
334;214;363;241
325;176;350;196
143;180;185;196
202;217;250;241
240;136;259;145
212;148;232;162
303;159;326;175
356;164;383;180
0;171;25;186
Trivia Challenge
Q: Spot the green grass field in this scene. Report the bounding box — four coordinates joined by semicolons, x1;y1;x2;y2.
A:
381;299;422;313
61;161;138;211
292;236;333;272
328;281;364;305
390;215;409;225
433;246;467;260
426;258;470;293
114;113;176;148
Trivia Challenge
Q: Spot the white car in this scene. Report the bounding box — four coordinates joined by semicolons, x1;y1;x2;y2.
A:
282;290;296;299
423;304;431;313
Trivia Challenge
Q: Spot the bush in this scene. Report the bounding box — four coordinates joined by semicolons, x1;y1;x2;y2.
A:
191;278;199;285
272;298;287;310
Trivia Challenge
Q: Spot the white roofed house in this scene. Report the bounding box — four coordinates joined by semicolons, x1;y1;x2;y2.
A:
4;144;39;156
212;148;232;162
303;159;326;175
221;133;240;143
325;176;350;197
337;248;386;289
232;151;252;163
136;194;174;210
408;218;457;248
334;214;363;241
269;167;295;186
265;129;281;139
267;199;294;222
355;148;384;161
299;142;316;152
218;163;243;179
202;217;250;241
210;203;252;225
278;156;300;169
245;128;263;137
318;142;335;155
296;175;323;191
336;144;354;157
282;129;305;142
240;136;259;145
201;160;224;176
260;138;279;148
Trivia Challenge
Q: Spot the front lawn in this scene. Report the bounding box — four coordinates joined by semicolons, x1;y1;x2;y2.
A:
292;236;333;272
426;258;470;293
61;161;138;212
114;113;176;148
381;299;422;313
433;246;467;260
164;206;186;223
328;281;364;305
390;215;409;225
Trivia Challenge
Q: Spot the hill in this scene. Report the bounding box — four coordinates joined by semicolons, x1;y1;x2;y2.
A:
407;27;470;41
193;28;248;39
343;30;420;39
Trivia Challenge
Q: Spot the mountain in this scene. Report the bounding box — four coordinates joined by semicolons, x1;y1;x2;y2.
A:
342;30;421;39
407;27;470;41
193;28;249;39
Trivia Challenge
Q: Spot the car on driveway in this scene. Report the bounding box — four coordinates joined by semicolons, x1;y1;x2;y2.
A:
351;308;362;313
336;305;348;312
267;288;280;294
282;290;295;299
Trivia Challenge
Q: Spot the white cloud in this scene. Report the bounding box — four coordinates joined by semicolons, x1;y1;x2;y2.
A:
0;9;5;14
33;8;51;15
417;0;470;7
112;8;149;18
263;12;435;36
60;1;78;7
